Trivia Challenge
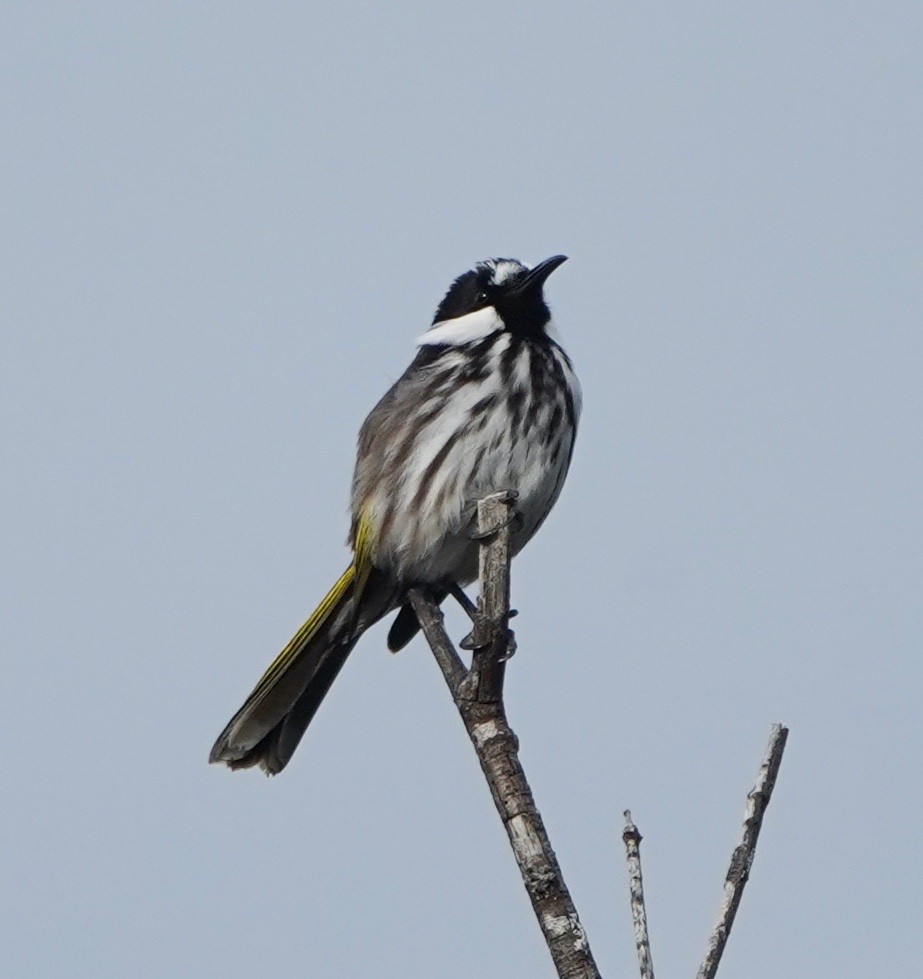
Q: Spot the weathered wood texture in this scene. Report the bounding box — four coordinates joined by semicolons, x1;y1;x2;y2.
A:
622;811;655;979
408;492;601;979
409;493;788;979
695;724;789;979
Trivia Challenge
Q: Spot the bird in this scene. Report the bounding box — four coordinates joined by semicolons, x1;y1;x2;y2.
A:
210;254;581;774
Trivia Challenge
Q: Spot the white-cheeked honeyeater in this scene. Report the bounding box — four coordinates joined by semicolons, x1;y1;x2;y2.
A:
210;255;580;774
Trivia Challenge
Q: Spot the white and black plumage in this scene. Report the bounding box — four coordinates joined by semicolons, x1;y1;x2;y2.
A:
210;255;580;774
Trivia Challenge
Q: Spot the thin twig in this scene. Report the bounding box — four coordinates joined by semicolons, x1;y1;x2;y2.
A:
408;492;601;979
695;724;789;979
622;810;655;979
407;591;466;691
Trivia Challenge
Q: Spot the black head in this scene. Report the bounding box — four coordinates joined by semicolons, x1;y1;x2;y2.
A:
432;255;568;337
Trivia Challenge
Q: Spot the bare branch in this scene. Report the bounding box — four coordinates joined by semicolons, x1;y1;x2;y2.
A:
460;492;514;703
622;810;655;979
408;492;601;979
407;591;466;691
695;723;789;979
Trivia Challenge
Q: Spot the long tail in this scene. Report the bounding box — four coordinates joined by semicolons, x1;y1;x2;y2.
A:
209;562;393;775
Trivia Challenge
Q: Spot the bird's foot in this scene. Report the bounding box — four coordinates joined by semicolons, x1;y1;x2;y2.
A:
450;583;517;619
451;583;517;654
460;624;516;660
449;582;479;621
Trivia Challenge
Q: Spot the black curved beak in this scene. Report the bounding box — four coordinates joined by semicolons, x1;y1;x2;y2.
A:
514;254;568;295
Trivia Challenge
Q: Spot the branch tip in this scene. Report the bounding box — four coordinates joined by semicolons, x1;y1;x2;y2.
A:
695;723;790;979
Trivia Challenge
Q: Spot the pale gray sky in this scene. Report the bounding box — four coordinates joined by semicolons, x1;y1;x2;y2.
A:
2;3;920;977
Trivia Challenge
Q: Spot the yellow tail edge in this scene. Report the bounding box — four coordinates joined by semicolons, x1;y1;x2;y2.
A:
246;563;356;704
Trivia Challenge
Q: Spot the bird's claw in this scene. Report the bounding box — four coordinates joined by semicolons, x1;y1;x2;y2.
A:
460;625;516;659
459;628;481;651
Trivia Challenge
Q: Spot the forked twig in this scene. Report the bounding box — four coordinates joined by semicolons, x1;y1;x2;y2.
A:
408;492;601;979
409;495;788;979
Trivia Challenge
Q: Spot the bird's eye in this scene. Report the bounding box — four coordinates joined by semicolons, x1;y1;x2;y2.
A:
475;291;488;304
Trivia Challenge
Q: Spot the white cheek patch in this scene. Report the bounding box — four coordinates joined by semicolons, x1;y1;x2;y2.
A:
418;306;504;347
